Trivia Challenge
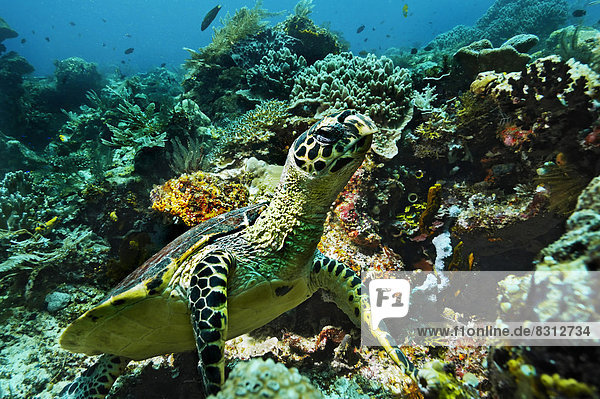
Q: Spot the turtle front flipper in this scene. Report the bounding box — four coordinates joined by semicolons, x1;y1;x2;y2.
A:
60;354;129;398
188;249;232;395
309;251;418;382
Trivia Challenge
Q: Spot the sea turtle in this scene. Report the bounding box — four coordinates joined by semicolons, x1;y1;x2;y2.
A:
59;110;417;398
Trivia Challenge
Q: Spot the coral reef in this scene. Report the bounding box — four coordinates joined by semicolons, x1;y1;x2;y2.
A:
290;52;413;158
475;0;568;45
208;358;322;399
150;171;249;226
426;25;484;53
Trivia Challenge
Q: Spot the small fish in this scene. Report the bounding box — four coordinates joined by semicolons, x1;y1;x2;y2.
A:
356;24;365;33
160;62;166;67
358;50;368;56
402;3;409;17
102;42;106;47
31;30;35;34
45;36;50;42
201;5;222;31
572;9;587;17
69;21;76;26
424;45;433;51
124;33;132;38
121;60;126;64
21;38;26;44
364;38;368;42
386;34;391;38
102;18;107;23
410;48;418;54
124;47;134;54
372;27;375;31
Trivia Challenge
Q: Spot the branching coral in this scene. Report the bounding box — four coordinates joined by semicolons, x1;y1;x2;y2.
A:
0;171;51;233
471;56;600;137
290;52;413;158
246;46;307;99
150;171;249;226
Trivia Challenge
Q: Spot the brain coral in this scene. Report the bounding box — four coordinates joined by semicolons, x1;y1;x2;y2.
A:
208;358;322;399
289;52;413;158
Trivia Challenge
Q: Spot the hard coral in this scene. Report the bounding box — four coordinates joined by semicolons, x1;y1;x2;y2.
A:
290;52;413;158
150;171;249;226
471;56;600;150
475;0;567;45
208;358;322;399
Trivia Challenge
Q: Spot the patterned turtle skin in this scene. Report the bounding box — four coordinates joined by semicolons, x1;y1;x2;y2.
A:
59;110;417;398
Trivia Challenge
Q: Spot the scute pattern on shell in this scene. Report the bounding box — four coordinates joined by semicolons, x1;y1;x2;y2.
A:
106;203;267;299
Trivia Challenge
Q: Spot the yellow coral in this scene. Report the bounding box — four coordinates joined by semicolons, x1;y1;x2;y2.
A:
150;171;249;226
540;373;596;398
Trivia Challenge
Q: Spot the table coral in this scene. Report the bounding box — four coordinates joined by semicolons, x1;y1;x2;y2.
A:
150;171;249;226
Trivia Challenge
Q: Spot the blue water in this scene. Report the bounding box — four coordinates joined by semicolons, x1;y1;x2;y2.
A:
2;0;498;76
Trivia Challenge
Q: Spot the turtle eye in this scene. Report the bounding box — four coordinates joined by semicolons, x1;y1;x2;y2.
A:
315;123;344;145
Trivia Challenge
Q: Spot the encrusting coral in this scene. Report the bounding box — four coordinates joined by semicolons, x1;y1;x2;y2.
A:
150;170;249;226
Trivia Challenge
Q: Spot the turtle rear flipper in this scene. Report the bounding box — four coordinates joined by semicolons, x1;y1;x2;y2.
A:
60;354;129;399
310;251;418;382
188;249;232;395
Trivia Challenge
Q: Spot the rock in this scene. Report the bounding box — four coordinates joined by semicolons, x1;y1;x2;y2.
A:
502;34;539;53
45;291;71;312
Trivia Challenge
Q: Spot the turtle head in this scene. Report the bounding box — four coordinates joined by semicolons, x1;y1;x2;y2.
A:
291;110;376;178
283;110;376;209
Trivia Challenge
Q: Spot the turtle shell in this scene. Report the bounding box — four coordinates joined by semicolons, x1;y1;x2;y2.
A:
59;202;267;359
